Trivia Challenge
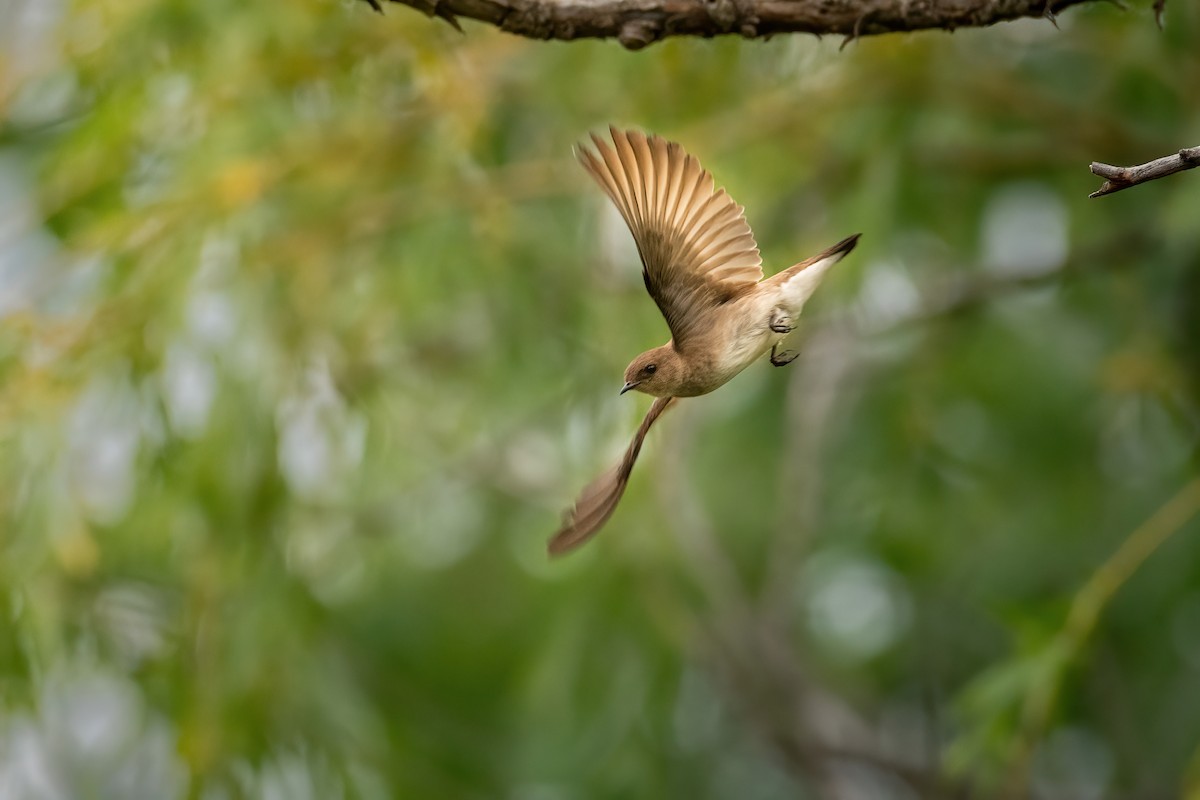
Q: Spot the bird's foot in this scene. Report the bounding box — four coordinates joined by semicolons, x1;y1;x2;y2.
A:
770;344;799;367
769;308;794;334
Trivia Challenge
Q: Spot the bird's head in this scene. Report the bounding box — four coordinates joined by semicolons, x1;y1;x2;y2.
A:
621;345;684;397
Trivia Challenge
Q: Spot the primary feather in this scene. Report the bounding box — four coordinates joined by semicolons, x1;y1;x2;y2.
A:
576;127;763;352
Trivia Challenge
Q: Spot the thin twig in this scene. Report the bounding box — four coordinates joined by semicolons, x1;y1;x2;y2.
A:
1089;145;1200;198
1009;476;1200;788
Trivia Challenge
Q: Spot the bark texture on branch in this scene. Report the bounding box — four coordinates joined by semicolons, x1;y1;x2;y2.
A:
368;0;1108;50
1089;146;1200;198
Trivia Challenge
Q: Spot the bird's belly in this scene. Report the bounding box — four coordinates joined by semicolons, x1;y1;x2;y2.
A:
700;321;779;389
723;326;779;371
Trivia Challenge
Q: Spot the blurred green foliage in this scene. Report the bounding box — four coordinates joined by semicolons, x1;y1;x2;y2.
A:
1;0;1199;796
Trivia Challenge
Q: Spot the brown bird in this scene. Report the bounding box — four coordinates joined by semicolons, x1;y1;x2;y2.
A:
549;127;859;556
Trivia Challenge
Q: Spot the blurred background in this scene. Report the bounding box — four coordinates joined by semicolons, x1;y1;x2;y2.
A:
1;0;1199;796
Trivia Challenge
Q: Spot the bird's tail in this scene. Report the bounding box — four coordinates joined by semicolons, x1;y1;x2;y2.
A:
769;232;861;308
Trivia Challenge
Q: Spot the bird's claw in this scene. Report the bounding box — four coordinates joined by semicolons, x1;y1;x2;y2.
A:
769;309;794;334
770;346;799;367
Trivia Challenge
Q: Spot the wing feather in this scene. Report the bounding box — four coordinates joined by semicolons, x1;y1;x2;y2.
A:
548;396;677;556
577;127;763;349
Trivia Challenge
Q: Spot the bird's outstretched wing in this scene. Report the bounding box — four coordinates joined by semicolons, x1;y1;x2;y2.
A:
577;127;763;351
548;396;676;556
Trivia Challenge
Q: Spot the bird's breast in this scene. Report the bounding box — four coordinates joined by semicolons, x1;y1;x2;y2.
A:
682;294;781;394
720;321;780;373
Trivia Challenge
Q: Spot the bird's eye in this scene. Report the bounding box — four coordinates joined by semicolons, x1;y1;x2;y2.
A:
644;364;657;375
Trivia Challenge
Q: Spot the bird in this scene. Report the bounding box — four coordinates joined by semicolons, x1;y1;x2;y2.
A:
549;126;860;556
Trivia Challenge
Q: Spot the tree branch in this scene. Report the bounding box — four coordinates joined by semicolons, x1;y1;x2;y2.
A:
370;0;1109;50
1089;145;1200;198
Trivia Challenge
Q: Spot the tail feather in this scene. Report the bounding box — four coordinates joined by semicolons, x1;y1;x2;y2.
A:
768;232;861;310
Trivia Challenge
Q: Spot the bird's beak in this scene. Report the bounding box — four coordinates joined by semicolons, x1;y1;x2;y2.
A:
620;381;639;395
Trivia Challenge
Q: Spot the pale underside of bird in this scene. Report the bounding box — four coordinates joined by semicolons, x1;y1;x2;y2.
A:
549;126;860;556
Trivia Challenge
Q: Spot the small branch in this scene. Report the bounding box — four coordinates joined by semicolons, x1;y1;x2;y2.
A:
1088;145;1200;198
1007;476;1200;788
369;0;1111;50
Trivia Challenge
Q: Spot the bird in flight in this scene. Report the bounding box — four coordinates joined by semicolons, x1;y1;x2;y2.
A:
549;127;859;556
